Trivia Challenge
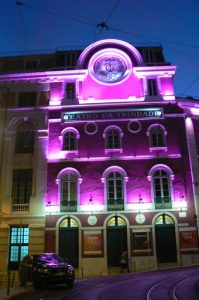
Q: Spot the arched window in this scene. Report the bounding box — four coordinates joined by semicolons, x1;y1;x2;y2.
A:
103;126;123;152
106;171;124;211
57;168;81;212
107;129;120;149
102;166;128;211
60;172;77;212
63;131;77;151
147;124;167;149
149;166;173;209
15;122;35;154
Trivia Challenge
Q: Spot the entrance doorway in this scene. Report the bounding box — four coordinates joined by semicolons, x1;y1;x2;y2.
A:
155;214;177;263
59;217;79;268
106;216;127;267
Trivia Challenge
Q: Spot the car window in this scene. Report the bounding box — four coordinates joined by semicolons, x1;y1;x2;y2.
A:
35;254;65;264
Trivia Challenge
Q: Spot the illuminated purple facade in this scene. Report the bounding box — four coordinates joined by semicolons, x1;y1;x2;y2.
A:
0;39;199;277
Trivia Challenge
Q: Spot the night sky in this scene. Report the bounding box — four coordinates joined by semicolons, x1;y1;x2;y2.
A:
0;0;199;98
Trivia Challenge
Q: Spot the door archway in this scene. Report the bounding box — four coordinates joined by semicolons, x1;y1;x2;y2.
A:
155;214;177;263
59;217;79;268
106;216;127;267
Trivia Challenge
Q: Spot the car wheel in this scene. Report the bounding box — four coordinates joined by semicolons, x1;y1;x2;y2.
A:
33;278;44;289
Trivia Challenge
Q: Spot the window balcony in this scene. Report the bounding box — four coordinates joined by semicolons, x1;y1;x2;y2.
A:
108;199;124;211
12;203;29;212
155;197;172;209
60;200;77;212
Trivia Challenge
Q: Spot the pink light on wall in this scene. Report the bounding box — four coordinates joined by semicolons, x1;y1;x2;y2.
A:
49;96;61;106
77;39;144;68
191;108;199;116
50;82;63;105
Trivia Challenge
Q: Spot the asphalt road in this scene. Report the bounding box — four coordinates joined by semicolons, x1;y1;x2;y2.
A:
9;266;199;300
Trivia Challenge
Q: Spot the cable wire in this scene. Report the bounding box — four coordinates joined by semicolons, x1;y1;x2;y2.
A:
16;1;97;27
180;76;199;97
105;0;121;23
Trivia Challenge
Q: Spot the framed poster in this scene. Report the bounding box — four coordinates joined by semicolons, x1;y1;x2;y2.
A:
82;230;103;256
132;230;151;253
179;228;199;251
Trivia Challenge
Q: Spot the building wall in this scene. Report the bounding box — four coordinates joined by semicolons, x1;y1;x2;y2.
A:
0;39;199;278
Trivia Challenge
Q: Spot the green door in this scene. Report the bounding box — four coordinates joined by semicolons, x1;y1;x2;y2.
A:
107;216;127;267
59;217;79;268
155;214;177;263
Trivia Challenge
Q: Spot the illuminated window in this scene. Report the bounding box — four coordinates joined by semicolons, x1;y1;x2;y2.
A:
107;216;126;227
60;172;78;212
12;169;32;211
155;214;174;225
147;79;158;96
153;169;172;209
15;122;35;154
63;131;77;151
8;227;29;270
59;217;78;228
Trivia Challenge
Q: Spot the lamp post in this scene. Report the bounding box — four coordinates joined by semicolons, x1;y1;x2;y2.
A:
138;194;142;213
87;195;97;226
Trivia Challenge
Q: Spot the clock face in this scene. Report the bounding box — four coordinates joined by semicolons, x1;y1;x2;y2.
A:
87;215;97;226
93;56;127;83
135;214;146;224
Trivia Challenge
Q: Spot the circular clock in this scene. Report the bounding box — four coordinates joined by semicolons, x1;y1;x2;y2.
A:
94;56;127;83
87;215;97;226
135;214;146;224
89;49;132;84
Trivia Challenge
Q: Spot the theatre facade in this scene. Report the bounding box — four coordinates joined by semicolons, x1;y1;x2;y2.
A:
0;39;199;277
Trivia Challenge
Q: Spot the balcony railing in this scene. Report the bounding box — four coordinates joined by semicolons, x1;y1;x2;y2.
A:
12;203;29;212
60;200;77;212
108;199;124;211
155;197;172;209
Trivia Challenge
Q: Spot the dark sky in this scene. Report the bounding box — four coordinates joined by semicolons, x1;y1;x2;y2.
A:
0;0;199;99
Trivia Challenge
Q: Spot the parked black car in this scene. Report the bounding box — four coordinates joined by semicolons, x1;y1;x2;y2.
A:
32;253;75;289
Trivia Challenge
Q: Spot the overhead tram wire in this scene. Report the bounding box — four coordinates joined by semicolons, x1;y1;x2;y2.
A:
16;1;199;51
137;0;199;28
16;1;97;28
180;76;199;98
107;26;199;64
108;26;199;50
95;0;120;40
105;0;121;23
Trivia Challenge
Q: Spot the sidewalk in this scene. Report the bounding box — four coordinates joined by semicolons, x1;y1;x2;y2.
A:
0;286;34;300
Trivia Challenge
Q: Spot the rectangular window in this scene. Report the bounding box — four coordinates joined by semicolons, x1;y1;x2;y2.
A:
18;92;37;107
151;130;165;147
9;227;29;270
61;179;77;212
107;130;120;149
12;169;32;211
107;178;124;210
147;79;158;96
65;83;75;100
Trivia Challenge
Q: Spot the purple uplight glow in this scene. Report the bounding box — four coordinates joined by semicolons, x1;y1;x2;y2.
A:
190;107;199;116
49;96;61;106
